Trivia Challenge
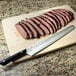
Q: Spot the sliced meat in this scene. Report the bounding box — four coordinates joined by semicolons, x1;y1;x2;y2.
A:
51;10;68;24
67;11;74;20
40;15;57;33
15;9;74;39
44;13;58;30
15;23;29;39
56;9;70;22
41;14;57;32
30;18;45;36
39;16;54;34
43;12;63;28
48;11;62;29
46;12;61;29
55;9;71;21
34;17;50;34
36;16;51;34
19;22;33;39
51;11;66;26
55;10;69;22
21;20;38;38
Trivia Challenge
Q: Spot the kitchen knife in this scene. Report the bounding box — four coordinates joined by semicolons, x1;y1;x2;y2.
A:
0;25;75;66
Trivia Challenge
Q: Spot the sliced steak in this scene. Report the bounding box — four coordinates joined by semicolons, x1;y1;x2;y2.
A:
55;10;69;22
51;11;66;26
19;22;33;39
48;11;62;29
40;15;57;33
30;18;45;36
56;9;71;21
56;9;70;21
67;11;74;20
15;9;74;39
46;12;61;29
21;20;38;38
41;14;57;31
52;10;68;24
39;16;54;34
36;16;51;34
34;17;50;34
15;23;29;39
44;13;58;30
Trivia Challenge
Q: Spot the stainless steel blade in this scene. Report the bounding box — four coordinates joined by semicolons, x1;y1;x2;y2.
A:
26;25;75;56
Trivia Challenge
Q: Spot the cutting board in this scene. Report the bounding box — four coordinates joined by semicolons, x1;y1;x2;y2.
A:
2;5;76;63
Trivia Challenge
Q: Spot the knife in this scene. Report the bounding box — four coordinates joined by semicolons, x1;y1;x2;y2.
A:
0;25;75;66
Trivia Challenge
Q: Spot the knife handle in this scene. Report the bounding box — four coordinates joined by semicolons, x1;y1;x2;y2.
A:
0;49;26;66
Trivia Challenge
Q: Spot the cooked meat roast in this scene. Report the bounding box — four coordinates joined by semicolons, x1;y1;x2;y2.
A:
15;9;74;39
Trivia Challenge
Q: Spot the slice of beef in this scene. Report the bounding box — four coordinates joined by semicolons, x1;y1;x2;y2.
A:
55;9;70;22
21;20;38;38
51;10;68;24
55;10;69;22
56;9;71;21
51;11;66;26
41;14;57;32
15;23;29;39
40;15;57;33
19;22;33;39
39;16;54;34
44;13;58;30
68;11;74;21
34;17;50;34
36;16;51;34
46;12;61;29
56;9;74;23
48;11;62;29
43;12;63;28
30;18;45;36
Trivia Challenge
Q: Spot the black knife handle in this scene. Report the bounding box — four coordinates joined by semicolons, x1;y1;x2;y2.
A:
0;49;26;66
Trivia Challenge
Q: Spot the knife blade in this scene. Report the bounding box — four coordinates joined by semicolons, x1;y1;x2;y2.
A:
0;25;75;66
26;25;75;56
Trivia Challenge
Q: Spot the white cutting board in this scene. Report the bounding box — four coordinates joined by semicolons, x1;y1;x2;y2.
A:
2;5;76;63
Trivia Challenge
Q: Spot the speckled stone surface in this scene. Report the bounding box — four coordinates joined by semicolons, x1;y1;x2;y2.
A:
0;0;76;76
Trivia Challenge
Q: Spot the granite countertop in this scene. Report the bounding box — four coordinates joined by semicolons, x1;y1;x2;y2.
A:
0;0;76;76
